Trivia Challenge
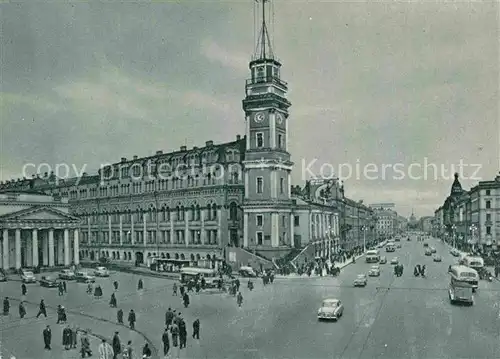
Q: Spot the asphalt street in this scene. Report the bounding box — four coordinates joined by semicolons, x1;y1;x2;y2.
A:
1;235;499;359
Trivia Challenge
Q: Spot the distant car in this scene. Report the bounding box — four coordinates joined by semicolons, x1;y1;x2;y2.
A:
379;256;387;264
354;274;367;287
395;237;400;242
425;249;432;256
75;271;95;283
317;298;344;321
430;247;437;254
0;271;7;282
368;265;380;277
58;269;75;280
390;257;399;265
450;249;460;257
433;255;442;262
423;243;429;247
21;271;37;283
238;266;257;277
40;276;59;288
94;267;110;277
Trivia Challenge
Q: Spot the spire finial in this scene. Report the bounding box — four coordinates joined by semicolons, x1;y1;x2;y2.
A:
254;0;274;60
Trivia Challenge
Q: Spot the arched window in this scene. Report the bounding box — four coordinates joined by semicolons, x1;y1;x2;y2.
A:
166;253;171;259
175;253;179;260
232;172;239;183
212;203;217;220
191;205;196;220
161;253;165;258
190;254;195;261
196;205;201;221
176;206;181;220
229;202;238;221
180;253;185;260
206;203;212;220
180;206;185;221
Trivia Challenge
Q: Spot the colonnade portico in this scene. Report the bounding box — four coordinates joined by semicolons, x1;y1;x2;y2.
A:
0;202;81;270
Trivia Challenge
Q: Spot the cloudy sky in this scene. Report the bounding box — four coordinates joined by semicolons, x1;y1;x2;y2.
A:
1;0;498;217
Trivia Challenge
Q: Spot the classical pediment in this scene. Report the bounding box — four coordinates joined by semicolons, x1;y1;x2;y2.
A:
0;206;80;222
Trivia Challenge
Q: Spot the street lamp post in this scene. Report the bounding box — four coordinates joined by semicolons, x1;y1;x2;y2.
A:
469;224;477;252
451;224;457;249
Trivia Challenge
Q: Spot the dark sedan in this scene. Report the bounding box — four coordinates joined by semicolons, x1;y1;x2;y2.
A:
39;276;59;288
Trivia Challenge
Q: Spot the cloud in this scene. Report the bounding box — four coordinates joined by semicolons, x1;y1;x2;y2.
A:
200;39;248;72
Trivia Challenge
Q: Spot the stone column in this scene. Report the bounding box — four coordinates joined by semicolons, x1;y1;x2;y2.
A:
185;209;189;247
170;215;174;245
270;171;276;198
32;229;39;267
64;229;70;266
287;172;291;198
290;214;295;248
73;229;80;265
15;229;21;269
48;229;55;267
244;171;249;198
2;229;9;270
270;112;276;147
271;213;279;247
26;234;32;267
243;213;249;247
200;210;206;245
119;215;123;246
131;214;135;245
217;208;222;246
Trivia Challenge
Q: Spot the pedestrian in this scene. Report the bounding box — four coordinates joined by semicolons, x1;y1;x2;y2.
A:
162;327;170;356
179;285;185;297
192;319;200;339
37;299;47;318
123;340;133;359
43;325;52;350
63;280;67;293
237;291;243;307
98;338;114;359
171;322;179;348
117;308;124;324
63;324;72;350
235;278;240;292
183;292;190;308
165;307;174;327
87;282;93;295
71;325;78;349
201;277;206;290
112;331;121;359
21;283;27;296
195;281;201;293
109;292;117;308
137;279;143;290
128;309;136;330
3;297;10;315
142;342;152;358
179;318;187;349
19;301;26;319
80;331;92;357
57;305;63;324
172;282;178;296
59;282;64;296
113;280;119;291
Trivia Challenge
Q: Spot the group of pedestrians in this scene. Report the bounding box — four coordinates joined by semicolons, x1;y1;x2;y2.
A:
162;307;201;358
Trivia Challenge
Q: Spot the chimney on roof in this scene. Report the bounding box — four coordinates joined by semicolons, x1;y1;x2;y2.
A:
156;150;163;155
180;146;187;151
121;157;127;163
133;155;138;160
205;140;213;147
236;135;241;141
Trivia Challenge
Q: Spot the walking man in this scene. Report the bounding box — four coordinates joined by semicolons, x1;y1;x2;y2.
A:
19;301;26;319
162;327;170;357
98;338;114;359
193;319;200;340
112;331;121;359
117;308;124;324
80;331;92;357
43;325;52;350
128;309;136;330
37;299;47;318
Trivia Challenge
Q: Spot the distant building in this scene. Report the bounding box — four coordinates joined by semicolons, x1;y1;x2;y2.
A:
418;216;434;233
370;203;395;210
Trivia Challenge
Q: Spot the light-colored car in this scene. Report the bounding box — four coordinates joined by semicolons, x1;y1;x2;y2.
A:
40;276;59;288
430;247;437;253
21;270;37;283
425;249;432;256
390;257;399;265
354;274;367;287
75;271;95;283
433;255;442;262
450;249;460;257
94;266;110;277
317;298;344;321
58;269;75;280
368;265;380;277
379;256;387;264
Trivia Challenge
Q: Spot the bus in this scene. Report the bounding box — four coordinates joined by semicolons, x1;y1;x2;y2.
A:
385;242;396;252
149;258;191;273
448;265;476;304
365;250;380;263
462;256;484;271
179;267;219;288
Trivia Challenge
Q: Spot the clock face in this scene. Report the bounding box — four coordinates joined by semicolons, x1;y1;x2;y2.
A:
276;113;284;124
254;112;265;123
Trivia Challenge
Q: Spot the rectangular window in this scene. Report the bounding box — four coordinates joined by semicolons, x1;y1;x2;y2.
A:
257;231;263;245
486;189;491;195
294;215;300;227
486;226;491;235
486;213;491;221
486;201;491;209
256;133;264;148
256;215;263;227
280;177;284;194
257;177;263;194
278;134;283;148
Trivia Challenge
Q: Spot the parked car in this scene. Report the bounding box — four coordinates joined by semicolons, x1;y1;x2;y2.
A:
423;242;429;247
40;276;59;288
390;257;399;265
354;274;367;287
379;256;387;264
317;298;344;321
450;249;460;257
430;247;437;253
368;265;381;277
238;266;257;277
94;266;110;277
75;271;95;283
58;269;76;280
433;255;442;262
425;249;432;256
21;270;37;283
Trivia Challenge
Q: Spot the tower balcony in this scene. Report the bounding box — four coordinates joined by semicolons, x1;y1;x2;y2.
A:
246;76;287;88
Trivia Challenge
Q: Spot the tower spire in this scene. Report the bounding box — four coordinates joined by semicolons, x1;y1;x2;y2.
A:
254;0;274;60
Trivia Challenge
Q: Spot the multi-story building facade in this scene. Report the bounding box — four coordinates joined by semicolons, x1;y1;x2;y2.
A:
433;206;444;238
418;216;434;234
372;207;397;239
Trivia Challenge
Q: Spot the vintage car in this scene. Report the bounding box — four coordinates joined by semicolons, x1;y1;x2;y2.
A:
75;271;95;283
430;247;437;254
450;249;460;257
317;298;344;321
368;265;381;277
390;257;399;265
94;266;110;277
354;274;367;287
40;276;59;288
21;270;37;283
425;249;432;256
379;256;387;264
58;269;76;280
433;255;442;262
0;270;7;282
238;266;257;278
423;242;429;247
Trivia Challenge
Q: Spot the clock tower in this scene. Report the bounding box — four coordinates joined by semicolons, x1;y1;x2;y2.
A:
242;0;294;255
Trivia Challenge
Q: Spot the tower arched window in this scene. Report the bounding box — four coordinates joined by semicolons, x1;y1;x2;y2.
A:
191;205;196;220
212;203;217;220
180;206;185;221
229;202;238;221
196;205;201;221
176;206;181;221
